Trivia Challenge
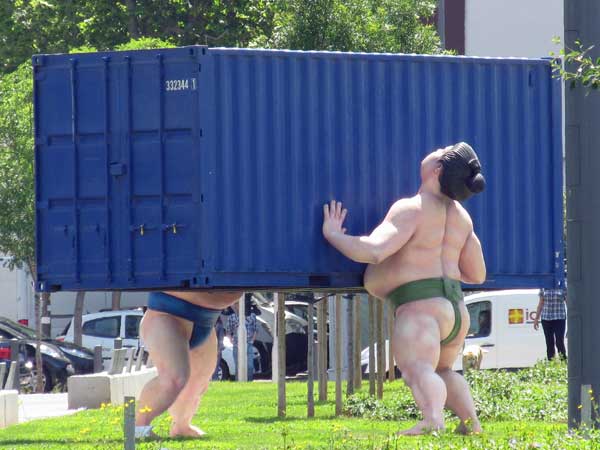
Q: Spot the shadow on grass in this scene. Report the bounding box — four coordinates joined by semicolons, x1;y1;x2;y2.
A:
244;415;339;423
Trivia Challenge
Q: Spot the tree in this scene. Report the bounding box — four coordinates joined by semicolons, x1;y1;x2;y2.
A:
551;38;600;90
0;1;84;74
0;63;35;274
0;61;44;391
0;1;278;75
0;37;172;389
260;0;442;54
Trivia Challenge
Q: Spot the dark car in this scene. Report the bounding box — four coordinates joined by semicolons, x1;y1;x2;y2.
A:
0;318;94;391
0;337;72;392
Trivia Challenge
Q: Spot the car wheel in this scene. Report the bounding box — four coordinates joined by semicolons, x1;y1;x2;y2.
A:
219;359;230;381
27;367;50;392
42;367;54;392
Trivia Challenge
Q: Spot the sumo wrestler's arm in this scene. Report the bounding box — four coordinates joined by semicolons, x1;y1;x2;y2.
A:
322;199;419;264
458;228;486;284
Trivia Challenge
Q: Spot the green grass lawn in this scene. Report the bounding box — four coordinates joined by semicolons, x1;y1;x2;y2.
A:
0;379;594;449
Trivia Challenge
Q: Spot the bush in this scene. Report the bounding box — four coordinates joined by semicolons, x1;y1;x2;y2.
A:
345;360;567;422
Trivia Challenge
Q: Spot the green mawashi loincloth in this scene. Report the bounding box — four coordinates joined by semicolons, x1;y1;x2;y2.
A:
387;278;464;345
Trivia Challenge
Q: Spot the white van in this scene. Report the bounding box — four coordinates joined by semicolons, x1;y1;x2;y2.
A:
453;289;550;370
58;309;144;360
362;289;553;373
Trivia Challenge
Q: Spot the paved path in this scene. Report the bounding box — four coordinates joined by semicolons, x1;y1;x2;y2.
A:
18;393;84;423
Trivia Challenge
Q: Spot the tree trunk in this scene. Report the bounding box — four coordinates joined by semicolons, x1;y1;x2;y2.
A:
276;293;286;417
111;291;122;310
41;292;51;338
307;299;315;417
74;292;85;346
334;294;342;416
35;293;44;393
125;0;139;39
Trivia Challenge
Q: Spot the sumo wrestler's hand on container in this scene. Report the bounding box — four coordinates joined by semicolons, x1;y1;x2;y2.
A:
322;200;348;241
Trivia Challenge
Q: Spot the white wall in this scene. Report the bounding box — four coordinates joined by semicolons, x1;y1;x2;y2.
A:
0;259;24;322
465;0;564;58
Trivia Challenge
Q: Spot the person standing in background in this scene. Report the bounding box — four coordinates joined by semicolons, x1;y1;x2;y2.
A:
534;287;567;360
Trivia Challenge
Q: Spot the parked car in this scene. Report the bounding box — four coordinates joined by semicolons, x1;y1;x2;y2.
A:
1;318;95;375
245;294;315;377
0;318;84;392
218;336;262;381
216;294;319;380
59;299;315;380
360;289;553;374
58;308;144;362
252;294;308;334
0;341;29;388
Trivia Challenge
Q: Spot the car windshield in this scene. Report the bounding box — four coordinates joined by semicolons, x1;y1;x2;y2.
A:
0;319;37;339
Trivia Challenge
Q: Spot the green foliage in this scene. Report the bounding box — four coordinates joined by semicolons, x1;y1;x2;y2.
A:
1;1;442;74
262;0;442;54
346;360;568;423
68;36;175;55
0;62;35;273
551;37;600;90
0;1;278;74
0;0;84;73
465;360;567;422
114;37;176;51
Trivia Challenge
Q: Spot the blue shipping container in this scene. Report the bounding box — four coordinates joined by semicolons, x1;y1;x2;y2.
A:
33;47;564;292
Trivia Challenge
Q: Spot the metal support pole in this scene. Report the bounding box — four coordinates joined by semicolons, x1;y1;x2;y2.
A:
124;396;135;450
564;0;600;428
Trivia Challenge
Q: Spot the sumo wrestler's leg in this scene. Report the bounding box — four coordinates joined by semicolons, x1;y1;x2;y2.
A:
436;302;481;434
135;310;191;429
168;330;218;438
393;307;447;435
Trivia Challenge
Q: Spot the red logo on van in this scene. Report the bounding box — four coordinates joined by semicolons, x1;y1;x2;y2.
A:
508;309;524;324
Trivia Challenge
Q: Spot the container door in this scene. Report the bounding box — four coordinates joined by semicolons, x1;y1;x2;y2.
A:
113;48;204;287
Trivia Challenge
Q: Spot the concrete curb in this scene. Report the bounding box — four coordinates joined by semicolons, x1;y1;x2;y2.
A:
68;367;157;410
0;390;18;428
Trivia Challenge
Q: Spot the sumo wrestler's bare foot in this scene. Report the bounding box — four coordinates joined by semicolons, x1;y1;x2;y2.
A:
397;419;445;436
134;425;160;440
169;424;207;438
455;418;482;435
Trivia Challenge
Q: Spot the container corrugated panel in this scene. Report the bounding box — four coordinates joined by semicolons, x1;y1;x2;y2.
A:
33;47;563;292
